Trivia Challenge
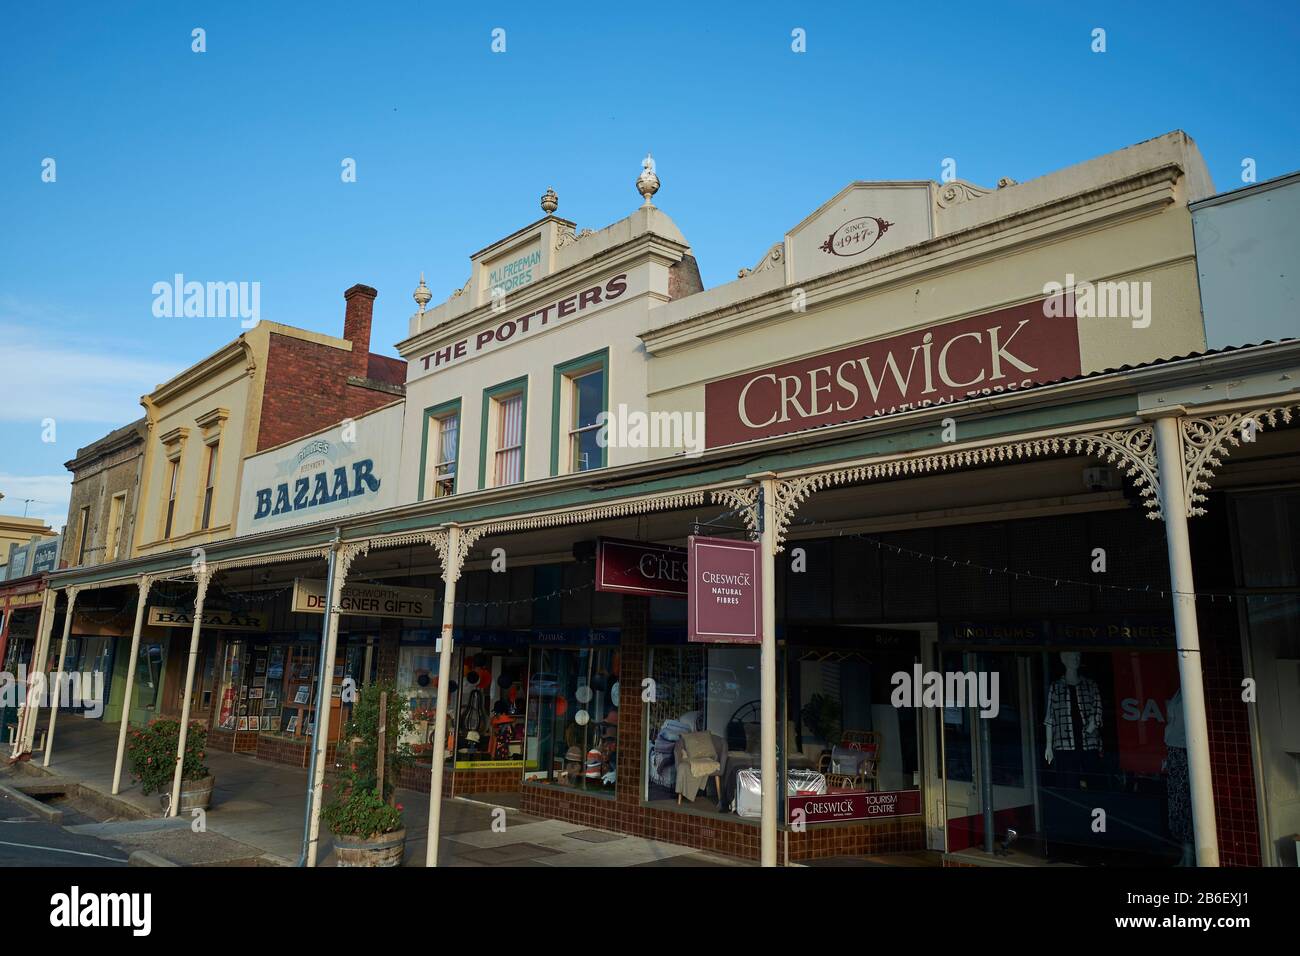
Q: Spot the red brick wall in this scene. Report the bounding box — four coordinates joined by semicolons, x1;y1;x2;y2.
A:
257;332;404;452
1198;601;1261;866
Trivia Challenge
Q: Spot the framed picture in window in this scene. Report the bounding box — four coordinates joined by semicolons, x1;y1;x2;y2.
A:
249;686;264;700
294;685;310;705
238;717;248;731
286;715;299;734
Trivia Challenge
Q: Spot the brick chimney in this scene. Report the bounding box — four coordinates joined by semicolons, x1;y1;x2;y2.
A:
343;284;377;378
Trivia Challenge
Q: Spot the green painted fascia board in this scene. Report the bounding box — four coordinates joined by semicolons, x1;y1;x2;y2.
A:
417;398;462;500
550;348;609;476
49;392;1139;587
478;375;528;490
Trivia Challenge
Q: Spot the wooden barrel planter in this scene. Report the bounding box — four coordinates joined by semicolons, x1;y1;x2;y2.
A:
161;775;216;814
333;828;406;867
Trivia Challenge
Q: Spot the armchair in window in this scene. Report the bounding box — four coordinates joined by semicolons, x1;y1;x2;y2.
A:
674;731;723;804
819;730;883;792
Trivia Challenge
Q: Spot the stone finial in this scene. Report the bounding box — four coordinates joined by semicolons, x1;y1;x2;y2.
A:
636;153;660;206
997;177;1018;189
413;272;432;314
541;186;558;214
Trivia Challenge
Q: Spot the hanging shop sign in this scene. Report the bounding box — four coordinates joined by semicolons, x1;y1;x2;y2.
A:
703;296;1082;448
293;578;437;620
595;538;688;598
148;606;268;631
236;403;402;536
789;788;922;825
412;272;632;379
687;535;761;644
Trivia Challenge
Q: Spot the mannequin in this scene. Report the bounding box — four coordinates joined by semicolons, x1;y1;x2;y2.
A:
1043;651;1103;788
1163;688;1195;866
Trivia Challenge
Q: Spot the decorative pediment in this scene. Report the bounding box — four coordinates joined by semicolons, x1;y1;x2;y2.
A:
784;181;934;285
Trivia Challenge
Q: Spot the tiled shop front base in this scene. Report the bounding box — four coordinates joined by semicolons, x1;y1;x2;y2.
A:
520;784;925;863
395;763;524;798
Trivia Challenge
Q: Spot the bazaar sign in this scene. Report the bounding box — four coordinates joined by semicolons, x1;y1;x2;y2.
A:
148;607;268;631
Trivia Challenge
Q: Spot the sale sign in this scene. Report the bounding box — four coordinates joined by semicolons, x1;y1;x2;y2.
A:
687;536;761;644
1112;650;1182;773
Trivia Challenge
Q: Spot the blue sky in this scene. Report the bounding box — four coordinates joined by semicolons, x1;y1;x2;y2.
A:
2;1;1298;529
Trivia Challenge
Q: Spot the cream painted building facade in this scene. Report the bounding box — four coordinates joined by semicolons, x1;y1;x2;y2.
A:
396;200;702;503
642;132;1212;442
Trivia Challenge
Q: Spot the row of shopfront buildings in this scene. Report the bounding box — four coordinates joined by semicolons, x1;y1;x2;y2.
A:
2;132;1298;867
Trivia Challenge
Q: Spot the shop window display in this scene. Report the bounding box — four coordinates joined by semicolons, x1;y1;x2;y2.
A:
645;645;768;814
215;641;320;741
524;646;618;795
647;636;922;823
937;642;1188;865
397;643;529;769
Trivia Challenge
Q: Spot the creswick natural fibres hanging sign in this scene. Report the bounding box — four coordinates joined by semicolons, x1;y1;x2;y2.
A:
687;535;761;644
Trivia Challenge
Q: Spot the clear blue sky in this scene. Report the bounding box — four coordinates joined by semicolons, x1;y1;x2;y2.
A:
2;1;1298;529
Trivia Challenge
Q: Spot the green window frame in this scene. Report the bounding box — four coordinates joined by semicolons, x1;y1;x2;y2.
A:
550;348;609;476
418;398;462;500
479;376;529;489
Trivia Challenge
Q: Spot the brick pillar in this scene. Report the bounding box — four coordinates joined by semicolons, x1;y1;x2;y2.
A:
615;597;647;809
342;284;377;378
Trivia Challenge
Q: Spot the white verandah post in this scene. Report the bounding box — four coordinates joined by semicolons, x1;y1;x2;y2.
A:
112;575;154;794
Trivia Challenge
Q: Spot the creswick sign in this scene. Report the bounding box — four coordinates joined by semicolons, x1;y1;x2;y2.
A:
704;296;1081;448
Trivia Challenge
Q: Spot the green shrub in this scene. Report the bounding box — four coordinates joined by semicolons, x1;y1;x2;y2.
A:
126;719;210;795
322;787;403;840
324;681;414;837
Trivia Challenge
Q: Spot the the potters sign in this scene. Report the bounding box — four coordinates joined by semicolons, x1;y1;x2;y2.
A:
788;789;922;825
292;578;437;620
148;606;268;631
704;296;1082;448
413;272;633;379
687;535;761;644
595;538;688;598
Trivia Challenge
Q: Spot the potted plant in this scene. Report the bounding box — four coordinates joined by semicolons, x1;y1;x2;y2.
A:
125;718;215;813
324;680;415;867
801;693;842;753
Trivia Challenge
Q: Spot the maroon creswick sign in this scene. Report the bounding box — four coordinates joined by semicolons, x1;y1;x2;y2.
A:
788;788;922;825
704;296;1081;448
594;538;688;598
687;536;761;644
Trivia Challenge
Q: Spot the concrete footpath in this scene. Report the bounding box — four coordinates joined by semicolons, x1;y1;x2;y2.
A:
13;715;745;867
